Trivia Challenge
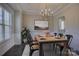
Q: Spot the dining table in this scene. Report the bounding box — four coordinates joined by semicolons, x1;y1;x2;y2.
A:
34;35;68;56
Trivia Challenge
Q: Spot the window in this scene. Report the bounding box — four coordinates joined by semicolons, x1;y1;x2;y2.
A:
0;25;3;42
59;19;65;30
0;7;3;42
59;16;65;33
0;7;2;24
0;6;12;42
4;10;11;40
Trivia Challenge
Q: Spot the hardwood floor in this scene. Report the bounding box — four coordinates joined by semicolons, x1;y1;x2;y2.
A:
3;44;25;56
2;43;78;56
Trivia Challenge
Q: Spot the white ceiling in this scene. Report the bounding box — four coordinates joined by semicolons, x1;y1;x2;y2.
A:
9;3;69;15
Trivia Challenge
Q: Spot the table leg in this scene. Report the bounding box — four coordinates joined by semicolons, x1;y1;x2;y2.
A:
39;43;44;56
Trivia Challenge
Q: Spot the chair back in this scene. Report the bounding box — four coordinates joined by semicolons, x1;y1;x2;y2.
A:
21;27;28;43
65;34;73;46
26;30;33;44
54;33;57;36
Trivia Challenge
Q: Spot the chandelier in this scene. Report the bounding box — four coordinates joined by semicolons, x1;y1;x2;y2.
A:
40;4;53;17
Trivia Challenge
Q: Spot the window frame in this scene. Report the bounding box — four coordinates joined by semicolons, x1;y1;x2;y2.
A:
58;16;65;33
0;5;12;43
4;9;11;40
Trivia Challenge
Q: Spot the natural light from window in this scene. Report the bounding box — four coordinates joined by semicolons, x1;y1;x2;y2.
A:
0;6;12;43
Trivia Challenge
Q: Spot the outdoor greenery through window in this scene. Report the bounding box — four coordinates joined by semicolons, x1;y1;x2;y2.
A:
0;6;12;42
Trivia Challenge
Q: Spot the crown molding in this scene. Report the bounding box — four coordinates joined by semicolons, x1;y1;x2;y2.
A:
53;3;75;16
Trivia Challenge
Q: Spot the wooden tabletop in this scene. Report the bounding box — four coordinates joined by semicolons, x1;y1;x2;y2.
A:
35;35;67;43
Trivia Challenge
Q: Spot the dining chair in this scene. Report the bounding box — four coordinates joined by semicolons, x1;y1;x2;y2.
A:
21;27;27;44
53;33;57;36
26;30;39;56
57;34;73;55
53;33;57;51
65;35;73;55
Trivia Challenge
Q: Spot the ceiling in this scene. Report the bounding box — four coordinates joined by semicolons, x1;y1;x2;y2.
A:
9;3;69;15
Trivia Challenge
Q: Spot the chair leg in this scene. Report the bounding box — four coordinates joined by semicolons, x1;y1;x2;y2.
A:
54;44;57;55
53;44;55;51
29;50;34;56
69;49;73;56
60;49;62;56
60;47;64;56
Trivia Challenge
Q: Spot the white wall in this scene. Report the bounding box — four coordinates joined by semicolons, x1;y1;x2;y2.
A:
23;14;54;33
53;4;79;51
0;4;15;55
14;11;22;45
